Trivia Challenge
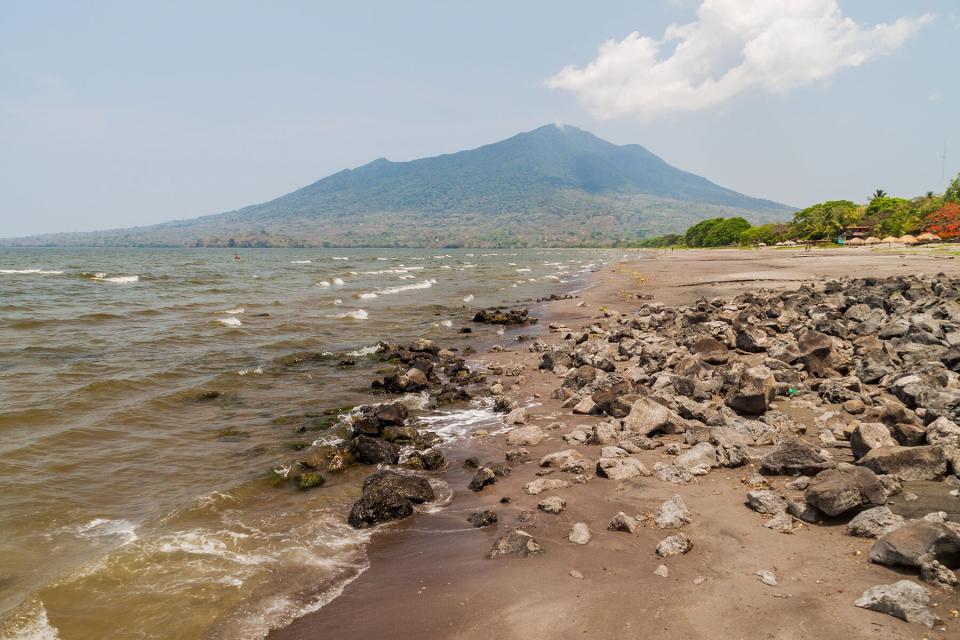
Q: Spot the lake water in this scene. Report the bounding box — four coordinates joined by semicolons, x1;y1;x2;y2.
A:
0;247;622;639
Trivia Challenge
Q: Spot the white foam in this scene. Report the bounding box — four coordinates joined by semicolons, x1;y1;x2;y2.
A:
334;298;343;305
217;317;243;327
376;279;436;296
154;530;273;566
327;309;368;320
515;268;531;272
238;366;263;375
462;294;474;303
440;319;453;327
346;345;379;357
291;260;312;264
332;278;345;286
3;602;61;640
225;307;244;315
359;292;378;299
92;274;139;283
332;257;350;261
0;269;64;275
418;402;504;439
317;281;331;287
73;518;140;546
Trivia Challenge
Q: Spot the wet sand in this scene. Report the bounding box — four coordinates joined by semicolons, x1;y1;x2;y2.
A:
271;248;960;640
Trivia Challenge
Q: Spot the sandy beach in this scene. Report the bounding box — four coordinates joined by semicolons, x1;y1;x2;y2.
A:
271;247;960;640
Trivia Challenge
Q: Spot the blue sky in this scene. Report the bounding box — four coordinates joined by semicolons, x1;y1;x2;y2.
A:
1;0;957;236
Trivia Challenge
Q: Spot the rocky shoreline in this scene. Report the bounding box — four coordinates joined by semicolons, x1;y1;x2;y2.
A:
272;249;960;640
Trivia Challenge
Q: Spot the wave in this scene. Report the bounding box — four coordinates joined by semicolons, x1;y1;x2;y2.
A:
332;278;344;286
317;281;331;287
237;366;263;375
0;601;61;640
346;345;379;357
71;518;140;546
217;317;243;327
331;257;349;261
290;260;312;264
376;279;436;296
85;273;139;284
358;292;378;299
462;294;474;303
327;309;368;320
224;307;244;315
0;269;64;275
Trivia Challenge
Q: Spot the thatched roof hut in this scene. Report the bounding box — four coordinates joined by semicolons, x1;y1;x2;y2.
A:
881;236;899;244
917;232;942;244
864;237;881;245
899;235;919;245
846;237;865;246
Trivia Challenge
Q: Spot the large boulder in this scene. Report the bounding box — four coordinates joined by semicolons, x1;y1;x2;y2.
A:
596;457;650;480
925;416;960;449
505;425;545;447
760;438;833;475
674;442;717;471
735;327;769;353
869;520;960;569
854;581;939;629
353;435;401;465
373;402;408;426
726;366;777;415
539;449;588;473
348;471;435;528
857;446;947;481
487;529;544;558
804;466;886;517
850;423;898;459
691;336;729;365
848;507;906;538
623;398;684;436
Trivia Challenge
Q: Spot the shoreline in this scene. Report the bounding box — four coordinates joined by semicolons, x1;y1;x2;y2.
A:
271;248;960;640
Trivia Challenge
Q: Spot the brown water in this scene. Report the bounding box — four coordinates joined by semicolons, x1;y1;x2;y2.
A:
0;247;622;639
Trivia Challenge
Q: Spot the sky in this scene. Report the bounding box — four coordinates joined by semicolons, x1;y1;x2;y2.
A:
1;0;957;237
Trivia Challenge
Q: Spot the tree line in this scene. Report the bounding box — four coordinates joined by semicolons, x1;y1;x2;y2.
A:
637;172;960;248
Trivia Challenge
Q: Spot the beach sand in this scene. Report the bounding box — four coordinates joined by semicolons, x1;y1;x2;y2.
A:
271;248;960;640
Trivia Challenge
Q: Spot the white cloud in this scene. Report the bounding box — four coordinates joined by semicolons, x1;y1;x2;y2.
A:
547;0;933;120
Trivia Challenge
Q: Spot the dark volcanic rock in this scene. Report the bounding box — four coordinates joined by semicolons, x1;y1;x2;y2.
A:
857;446;947;481
726;366;776;415
804;466;886;516
870;520;960;569
473;307;537;325
760;438;834;476
348;470;435;528
469;466;497;492
467;510;499;528
487;529;544;558
353;435;401;465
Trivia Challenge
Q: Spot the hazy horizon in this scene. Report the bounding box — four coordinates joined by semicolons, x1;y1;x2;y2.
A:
2;0;957;237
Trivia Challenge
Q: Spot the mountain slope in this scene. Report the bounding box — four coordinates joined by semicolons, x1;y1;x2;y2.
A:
4;124;793;248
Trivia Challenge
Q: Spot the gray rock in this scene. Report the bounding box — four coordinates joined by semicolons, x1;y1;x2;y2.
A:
760;438;833;475
654;564;670;577
468;466;497;492
524;478;571;495
623;397;684;436
675;442;717;470
656;533;693;557
537;495;567;514
487;529;544;559
726;366;777;415
505;407;529;425
869;519;960;569
539;449;588;474
608;512;639;533
763;511;795;531
756;569;778;586
854;580;939;628
804;466;886;516
850;423;898;459
654;495;692;528
596;456;650;480
747;490;788;515
505;425;545;447
568;522;592;545
858;445;947;481
847;507;906;538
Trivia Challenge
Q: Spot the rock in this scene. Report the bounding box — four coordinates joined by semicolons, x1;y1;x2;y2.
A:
760;438;833;475
469;467;497;492
420;449;445;471
297;472;325;490
506;425;545;446
537;496;567;514
656;533;693;557
763;511;795;531
467;510;498;527
854;580;939;629
654;463;694;485
353;435;401;465
524;478;571;495
847;507;906;538
568;522;592;545
654;564;670;577
410;337;439;355
756;569;778;586
623;397;684;436
747;490;788;515
596;457;650;480
804;466;886;516
348;470;435;528
919;559;959;589
736;327;769;353
675;442;717;470
785;476;810;490
539;449;588;473
505;448;529;462
850;423;898;460
654;495;692;529
505;407;529;425
373;402;408;426
382;425;419;443
572;397;601;415
869;519;960;569
608;512;639;533
487;529;544;558
726;366;777;415
786;498;824;523
926;416;960;449
692;336;729;365
473;307;536;326
858;446;947;481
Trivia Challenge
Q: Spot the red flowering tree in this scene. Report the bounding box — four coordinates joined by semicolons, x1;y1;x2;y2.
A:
925;202;960;239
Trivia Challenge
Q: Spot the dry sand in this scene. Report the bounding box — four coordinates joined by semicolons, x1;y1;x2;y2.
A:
271;248;960;640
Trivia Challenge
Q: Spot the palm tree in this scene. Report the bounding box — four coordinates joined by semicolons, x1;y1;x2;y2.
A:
871;189;887;200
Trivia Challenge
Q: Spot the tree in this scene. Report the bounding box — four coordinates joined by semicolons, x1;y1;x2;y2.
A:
684;218;724;247
866;197;917;236
703;217;751;246
924;202;960;239
871;189;887;200
945;172;960;203
791;200;861;239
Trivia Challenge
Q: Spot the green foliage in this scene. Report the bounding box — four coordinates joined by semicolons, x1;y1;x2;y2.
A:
866;197;916;236
702;217;751;246
684;218;723;247
790;200;861;240
945;172;960;203
738;223;783;246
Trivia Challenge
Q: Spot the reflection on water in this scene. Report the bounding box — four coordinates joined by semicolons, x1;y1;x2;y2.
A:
0;247;621;639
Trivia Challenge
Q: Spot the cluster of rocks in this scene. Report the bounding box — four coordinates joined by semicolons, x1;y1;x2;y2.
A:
489;274;960;628
473;306;538;326
372;338;487;405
